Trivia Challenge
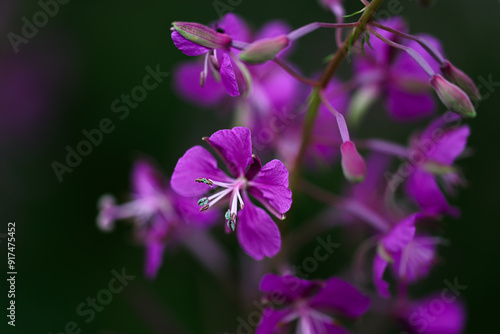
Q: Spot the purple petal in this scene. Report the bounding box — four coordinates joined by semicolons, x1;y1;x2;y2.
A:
131;159;164;197
306;318;350;334
373;253;390;298
171;31;211;56
171;146;232;197
259;273;319;302
309;277;370;318
394;236;437;283
386;87;436;121
393;34;444;83
427;126;470;166
173;61;227;107
219;13;252;43
245;155;262;181
256;308;292;334
256;21;292;40
205;127;253;177
144;239;166;279
174;195;219;227
237;195;281;260
406;170;459;217
249;159;292;215
400;293;466;334
382;214;417;253
220;52;240;97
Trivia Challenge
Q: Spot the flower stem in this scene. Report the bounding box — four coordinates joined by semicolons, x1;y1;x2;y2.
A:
287;22;358;41
319;0;386;88
273;58;321;86
290;0;386;190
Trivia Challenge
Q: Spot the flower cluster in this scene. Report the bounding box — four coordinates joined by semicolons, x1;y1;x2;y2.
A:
97;1;478;333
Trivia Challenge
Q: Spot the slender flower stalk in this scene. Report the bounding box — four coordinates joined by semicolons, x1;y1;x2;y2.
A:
367;26;436;77
286;22;358;41
357;139;410;157
369;21;447;64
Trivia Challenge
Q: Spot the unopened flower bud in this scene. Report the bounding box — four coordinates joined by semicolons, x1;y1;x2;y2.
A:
172;21;232;49
430;74;476;118
340;141;366;183
239;35;290;64
440;61;481;102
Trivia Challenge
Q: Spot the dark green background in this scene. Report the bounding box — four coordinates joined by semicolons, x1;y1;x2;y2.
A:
1;0;499;333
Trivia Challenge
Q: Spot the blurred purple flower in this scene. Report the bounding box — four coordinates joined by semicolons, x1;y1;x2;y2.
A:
171;14;254;97
405;118;470;217
97;159;217;279
373;214;439;298
173;15;304;122
256;273;370;334
171;127;292;260
353;17;443;121
397;293;466;334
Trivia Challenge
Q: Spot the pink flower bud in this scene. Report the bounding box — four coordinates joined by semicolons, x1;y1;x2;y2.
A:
172;21;232;50
440;61;481;102
430;74;476;118
239;35;290;64
340;141;367;183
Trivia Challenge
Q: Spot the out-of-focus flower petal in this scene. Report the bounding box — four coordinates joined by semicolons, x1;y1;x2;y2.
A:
219;13;252;43
260;273;319;302
173;61;227;107
309;278;370;318
386;87;436;121
400;293;466;334
406;170;459;217
373;253;391;298
426;126;470;166
255;308;292;334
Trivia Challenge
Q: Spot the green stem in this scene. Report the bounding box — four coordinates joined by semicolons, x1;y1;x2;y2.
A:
320;0;385;88
290;0;385;190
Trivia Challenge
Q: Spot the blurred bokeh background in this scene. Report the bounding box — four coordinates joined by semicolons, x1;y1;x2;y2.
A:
1;0;499;333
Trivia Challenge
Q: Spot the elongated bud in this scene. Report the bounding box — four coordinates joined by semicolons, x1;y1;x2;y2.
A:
440;61;481;102
430;74;476;118
172;21;232;49
239;35;290;64
417;0;436;7
340;141;366;183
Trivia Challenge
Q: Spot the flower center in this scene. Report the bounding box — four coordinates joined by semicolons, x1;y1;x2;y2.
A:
196;177;247;232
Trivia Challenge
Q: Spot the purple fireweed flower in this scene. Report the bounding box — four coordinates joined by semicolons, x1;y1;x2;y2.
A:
405;117;470;217
171;14;252;97
171;127;292;260
373;214;440;298
173;15;304;132
97;159;217;279
353;17;444;121
397;293;466;334
256;273;370;334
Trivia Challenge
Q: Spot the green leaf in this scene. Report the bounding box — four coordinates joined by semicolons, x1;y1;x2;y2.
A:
343;7;366;18
365;30;373;50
